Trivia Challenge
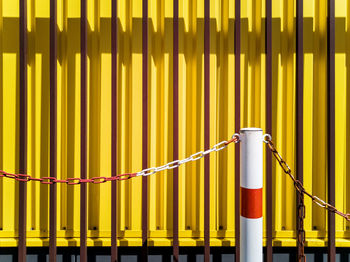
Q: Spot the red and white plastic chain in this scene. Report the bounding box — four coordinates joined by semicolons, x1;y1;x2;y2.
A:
0;133;241;185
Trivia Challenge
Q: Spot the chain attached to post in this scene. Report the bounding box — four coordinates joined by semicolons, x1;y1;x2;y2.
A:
264;135;350;261
0;134;241;185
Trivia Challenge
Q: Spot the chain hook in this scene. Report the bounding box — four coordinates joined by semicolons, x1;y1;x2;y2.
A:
232;133;241;143
263;133;272;143
345;214;350;221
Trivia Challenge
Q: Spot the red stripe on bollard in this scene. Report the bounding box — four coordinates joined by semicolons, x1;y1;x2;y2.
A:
240;187;263;219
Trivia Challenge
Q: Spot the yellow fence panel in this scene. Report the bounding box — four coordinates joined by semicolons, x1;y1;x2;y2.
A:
0;0;349;247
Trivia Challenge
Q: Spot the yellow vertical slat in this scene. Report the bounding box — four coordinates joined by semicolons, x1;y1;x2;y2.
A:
87;0;101;235
0;0;3;235
36;0;50;240
335;0;347;239
209;0;217;237
65;0;81;238
215;0;224;239
178;0;186;239
303;0;314;239
56;0;67;241
98;0;112;237
27;0;34;236
312;0;327;237
225;0;235;243
272;0;283;237
129;0;142;239
163;0;173;236
345;0;350;242
117;0;128;235
1;0;19;240
196;0;204;238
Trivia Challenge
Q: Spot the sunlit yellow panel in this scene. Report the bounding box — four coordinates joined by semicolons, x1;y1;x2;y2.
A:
0;0;349;248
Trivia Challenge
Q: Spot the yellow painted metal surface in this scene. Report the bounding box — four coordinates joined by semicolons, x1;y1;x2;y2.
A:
0;0;349;247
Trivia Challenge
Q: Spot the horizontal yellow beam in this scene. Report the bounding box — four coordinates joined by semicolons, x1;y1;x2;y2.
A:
1;238;350;247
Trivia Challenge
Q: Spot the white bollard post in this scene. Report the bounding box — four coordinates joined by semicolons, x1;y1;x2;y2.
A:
240;128;263;262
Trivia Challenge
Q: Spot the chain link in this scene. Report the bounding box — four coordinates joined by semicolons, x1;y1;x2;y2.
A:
265;137;350;222
136;134;240;177
265;136;350;261
0;134;240;185
2;132;349;260
297;192;306;262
